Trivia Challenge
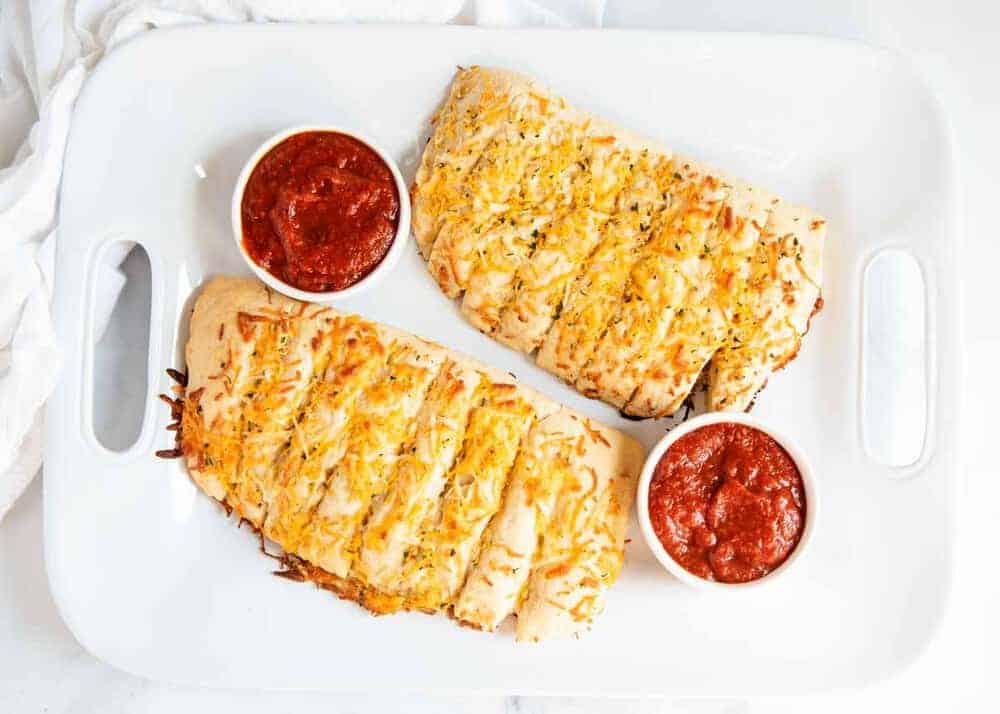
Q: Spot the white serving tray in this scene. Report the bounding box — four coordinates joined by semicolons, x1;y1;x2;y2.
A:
45;25;961;695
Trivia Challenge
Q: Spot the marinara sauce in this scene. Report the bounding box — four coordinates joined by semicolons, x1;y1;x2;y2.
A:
648;422;805;583
240;131;399;293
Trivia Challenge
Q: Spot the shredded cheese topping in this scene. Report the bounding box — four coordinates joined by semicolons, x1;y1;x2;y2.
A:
413;67;827;417
177;279;642;641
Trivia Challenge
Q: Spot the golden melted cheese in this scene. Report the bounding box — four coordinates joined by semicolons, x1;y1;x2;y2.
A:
296;342;443;578
393;384;538;611
262;316;388;549
357;361;481;597
707;204;825;411
175;277;643;641
413;68;826;416
625;180;774;417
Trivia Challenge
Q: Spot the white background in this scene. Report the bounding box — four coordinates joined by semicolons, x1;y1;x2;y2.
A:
2;0;997;711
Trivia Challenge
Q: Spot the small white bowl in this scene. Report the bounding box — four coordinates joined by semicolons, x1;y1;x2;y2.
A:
636;411;818;590
231;125;411;303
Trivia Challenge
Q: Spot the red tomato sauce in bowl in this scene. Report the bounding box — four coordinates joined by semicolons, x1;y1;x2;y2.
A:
647;422;806;583
239;130;400;293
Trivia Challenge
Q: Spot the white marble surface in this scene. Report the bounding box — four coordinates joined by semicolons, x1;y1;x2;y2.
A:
2;0;998;710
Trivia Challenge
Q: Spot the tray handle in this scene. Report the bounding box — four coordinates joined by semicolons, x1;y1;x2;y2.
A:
79;235;165;463
859;247;932;476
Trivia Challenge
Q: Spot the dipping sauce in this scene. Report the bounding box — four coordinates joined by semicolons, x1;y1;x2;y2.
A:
240;131;400;293
648;422;805;583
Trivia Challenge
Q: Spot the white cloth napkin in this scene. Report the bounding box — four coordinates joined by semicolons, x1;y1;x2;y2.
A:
0;0;605;521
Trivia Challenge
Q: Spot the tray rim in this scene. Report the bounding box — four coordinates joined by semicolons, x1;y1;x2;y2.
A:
44;22;963;695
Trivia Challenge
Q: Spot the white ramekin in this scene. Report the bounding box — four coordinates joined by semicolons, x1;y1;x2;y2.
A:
636;411;818;590
231;125;411;303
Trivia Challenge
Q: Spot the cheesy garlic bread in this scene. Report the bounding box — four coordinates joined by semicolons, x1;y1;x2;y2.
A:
171;276;643;642
412;67;825;416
